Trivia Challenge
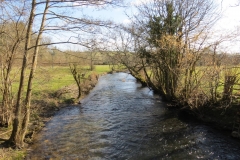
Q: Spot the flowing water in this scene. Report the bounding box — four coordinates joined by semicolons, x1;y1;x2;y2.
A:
28;73;240;159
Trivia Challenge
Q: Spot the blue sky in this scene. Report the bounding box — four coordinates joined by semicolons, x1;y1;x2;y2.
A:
48;0;240;53
76;0;134;24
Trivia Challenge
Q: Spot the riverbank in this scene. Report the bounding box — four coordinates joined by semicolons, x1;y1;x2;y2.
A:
1;74;104;159
173;102;239;135
1;70;239;159
0;68;111;159
25;72;240;159
26;72;102;143
133;73;239;137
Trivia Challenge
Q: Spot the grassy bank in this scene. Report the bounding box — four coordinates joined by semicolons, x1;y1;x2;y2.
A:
0;65;112;159
33;65;112;95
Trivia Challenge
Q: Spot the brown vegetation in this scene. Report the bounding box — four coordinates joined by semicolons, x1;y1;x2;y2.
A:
105;0;240;134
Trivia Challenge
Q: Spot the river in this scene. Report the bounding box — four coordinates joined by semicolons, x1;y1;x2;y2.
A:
27;72;240;159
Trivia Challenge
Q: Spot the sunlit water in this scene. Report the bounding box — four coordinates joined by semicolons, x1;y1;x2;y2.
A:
27;73;240;159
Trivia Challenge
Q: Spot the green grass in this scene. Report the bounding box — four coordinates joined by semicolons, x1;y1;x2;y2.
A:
94;65;112;73
2;65;112;100
0;148;26;160
34;66;75;92
32;65;111;95
142;65;240;100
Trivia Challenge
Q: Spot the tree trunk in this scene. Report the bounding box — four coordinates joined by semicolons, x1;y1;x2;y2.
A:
22;0;49;144
223;75;236;102
77;83;82;99
69;64;82;99
7;0;50;148
0;39;20;127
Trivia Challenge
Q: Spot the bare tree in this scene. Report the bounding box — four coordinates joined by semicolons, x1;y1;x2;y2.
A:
69;63;89;99
0;1;28;127
7;0;43;148
109;0;223;104
1;0;123;148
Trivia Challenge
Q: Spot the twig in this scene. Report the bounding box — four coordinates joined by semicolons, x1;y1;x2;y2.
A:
0;130;11;136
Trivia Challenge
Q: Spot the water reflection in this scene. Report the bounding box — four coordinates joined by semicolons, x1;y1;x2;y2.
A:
28;73;240;159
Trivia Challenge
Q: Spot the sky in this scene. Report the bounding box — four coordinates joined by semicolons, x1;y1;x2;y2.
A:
214;0;240;52
215;0;240;33
49;0;240;53
81;0;240;26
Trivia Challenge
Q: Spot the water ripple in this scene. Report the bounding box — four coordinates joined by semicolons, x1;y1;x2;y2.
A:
28;73;240;160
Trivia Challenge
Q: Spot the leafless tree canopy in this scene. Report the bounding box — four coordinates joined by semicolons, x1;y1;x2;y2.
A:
0;0;124;148
106;0;239;107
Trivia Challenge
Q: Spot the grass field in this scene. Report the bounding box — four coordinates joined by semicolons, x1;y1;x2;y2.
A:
26;65;240;100
3;65;112;101
33;65;111;95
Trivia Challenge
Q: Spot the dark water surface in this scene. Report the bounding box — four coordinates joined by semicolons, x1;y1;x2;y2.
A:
28;73;240;159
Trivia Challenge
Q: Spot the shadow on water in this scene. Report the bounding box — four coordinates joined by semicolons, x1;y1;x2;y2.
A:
27;73;240;160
